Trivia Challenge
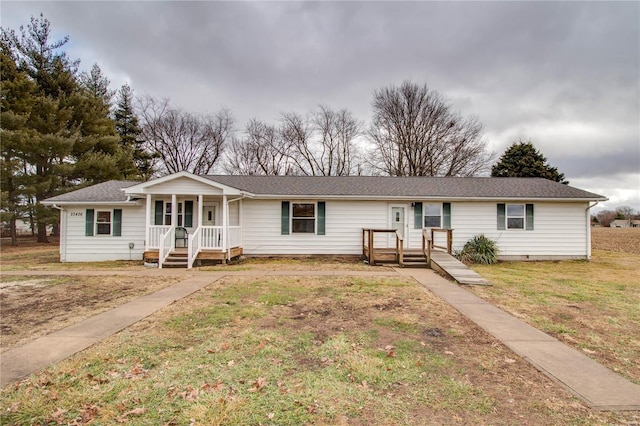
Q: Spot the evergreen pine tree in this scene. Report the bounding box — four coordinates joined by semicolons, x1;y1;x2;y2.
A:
114;84;155;179
491;140;568;184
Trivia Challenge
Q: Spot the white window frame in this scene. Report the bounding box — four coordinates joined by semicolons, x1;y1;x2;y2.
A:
291;202;316;234
506;204;525;230
164;202;184;226
423;203;442;228
95;210;112;236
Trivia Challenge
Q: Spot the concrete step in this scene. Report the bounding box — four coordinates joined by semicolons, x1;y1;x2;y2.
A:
402;261;429;268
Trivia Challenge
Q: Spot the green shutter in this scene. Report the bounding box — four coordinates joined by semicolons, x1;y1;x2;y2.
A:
497;204;506;230
184;200;193;227
85;209;94;236
113;209;122;236
414;202;423;229
526;204;534;231
281;201;290;235
443;202;451;229
154;200;163;225
317;201;326;235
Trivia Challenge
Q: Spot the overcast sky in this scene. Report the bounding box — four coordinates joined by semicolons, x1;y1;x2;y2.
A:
3;1;639;211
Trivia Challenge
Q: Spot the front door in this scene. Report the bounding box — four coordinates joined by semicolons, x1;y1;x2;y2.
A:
389;204;408;247
202;203;219;226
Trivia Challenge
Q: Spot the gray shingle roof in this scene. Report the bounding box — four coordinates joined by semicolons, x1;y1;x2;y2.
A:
206;175;606;200
44;176;606;203
44;180;139;203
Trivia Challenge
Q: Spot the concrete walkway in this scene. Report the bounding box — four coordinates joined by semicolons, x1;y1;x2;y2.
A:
397;268;640;411
2;267;639;411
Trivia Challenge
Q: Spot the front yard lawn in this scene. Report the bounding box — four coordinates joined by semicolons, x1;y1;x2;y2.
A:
2;275;634;425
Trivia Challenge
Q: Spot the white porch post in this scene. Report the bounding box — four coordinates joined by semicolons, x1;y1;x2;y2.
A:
222;194;227;253
171;194;177;250
145;194;151;250
198;194;203;228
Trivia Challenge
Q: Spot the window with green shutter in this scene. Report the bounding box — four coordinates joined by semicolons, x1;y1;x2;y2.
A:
443;203;451;229
85;209;95;236
414;202;423;229
113;209;122;236
281;201;290;235
317;201;326;235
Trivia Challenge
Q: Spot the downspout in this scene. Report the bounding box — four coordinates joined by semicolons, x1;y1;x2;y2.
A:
585;201;599;260
51;204;66;262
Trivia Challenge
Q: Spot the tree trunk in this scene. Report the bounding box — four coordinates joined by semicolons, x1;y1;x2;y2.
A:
51;221;60;237
37;221;49;243
9;217;18;246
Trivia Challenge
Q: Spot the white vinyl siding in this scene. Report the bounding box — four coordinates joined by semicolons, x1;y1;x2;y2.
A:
143;176;223;195
242;199;388;255
450;202;589;258
62;205;146;262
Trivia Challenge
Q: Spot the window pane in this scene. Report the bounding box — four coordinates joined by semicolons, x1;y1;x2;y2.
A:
424;203;441;215
293;203;314;218
424;216;441;228
507;204;524;216
97;211;111;223
97;223;111;235
292;219;315;233
165;202;172;214
507;218;524;229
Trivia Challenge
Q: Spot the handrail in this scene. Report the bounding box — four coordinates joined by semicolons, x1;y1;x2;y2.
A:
422;228;431;262
362;228;403;266
188;226;202;269
158;226;174;269
430;228;453;254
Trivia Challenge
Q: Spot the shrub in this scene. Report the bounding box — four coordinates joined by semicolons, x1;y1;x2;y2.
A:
455;234;499;264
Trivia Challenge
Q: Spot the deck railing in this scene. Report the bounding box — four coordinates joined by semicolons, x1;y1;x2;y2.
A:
362;228;404;266
201;226;224;249
430;228;453;254
148;225;171;249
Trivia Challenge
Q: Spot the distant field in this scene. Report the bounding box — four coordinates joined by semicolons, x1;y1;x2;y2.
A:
591;227;640;254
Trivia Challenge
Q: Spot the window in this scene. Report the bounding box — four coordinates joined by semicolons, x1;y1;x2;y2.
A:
424;203;442;228
292;203;315;233
507;204;525;229
96;211;112;235
498;203;534;230
161;202;184;226
86;209;121;237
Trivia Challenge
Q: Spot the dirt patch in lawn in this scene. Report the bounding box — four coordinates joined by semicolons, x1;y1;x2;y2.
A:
591;226;640;254
0;274;181;352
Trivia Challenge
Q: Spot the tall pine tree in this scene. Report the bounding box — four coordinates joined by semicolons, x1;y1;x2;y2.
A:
491;140;568;184
114;84;155;179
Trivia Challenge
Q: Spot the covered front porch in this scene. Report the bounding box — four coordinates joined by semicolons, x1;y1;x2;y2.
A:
123;172;246;268
143;194;243;268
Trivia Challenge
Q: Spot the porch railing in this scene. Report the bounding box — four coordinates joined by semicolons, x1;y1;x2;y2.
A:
201;226;224;249
158;226;174;269
362;228;404;266
148;225;171;249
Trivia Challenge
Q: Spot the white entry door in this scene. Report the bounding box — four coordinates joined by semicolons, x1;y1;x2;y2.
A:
202;203;219;226
389;204;409;247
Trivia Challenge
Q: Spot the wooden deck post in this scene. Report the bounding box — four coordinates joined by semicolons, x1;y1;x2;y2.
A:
368;228;375;265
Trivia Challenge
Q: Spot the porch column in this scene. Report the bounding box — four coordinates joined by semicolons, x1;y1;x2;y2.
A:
171;194;177;227
222;194;227;251
198;194;203;228
145;194;151;250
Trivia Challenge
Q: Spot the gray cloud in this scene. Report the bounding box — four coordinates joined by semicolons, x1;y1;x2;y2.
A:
3;1;638;209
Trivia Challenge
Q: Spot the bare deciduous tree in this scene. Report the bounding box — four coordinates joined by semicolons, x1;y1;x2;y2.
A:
281;106;363;176
138;96;233;175
369;81;490;177
224;119;292;175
